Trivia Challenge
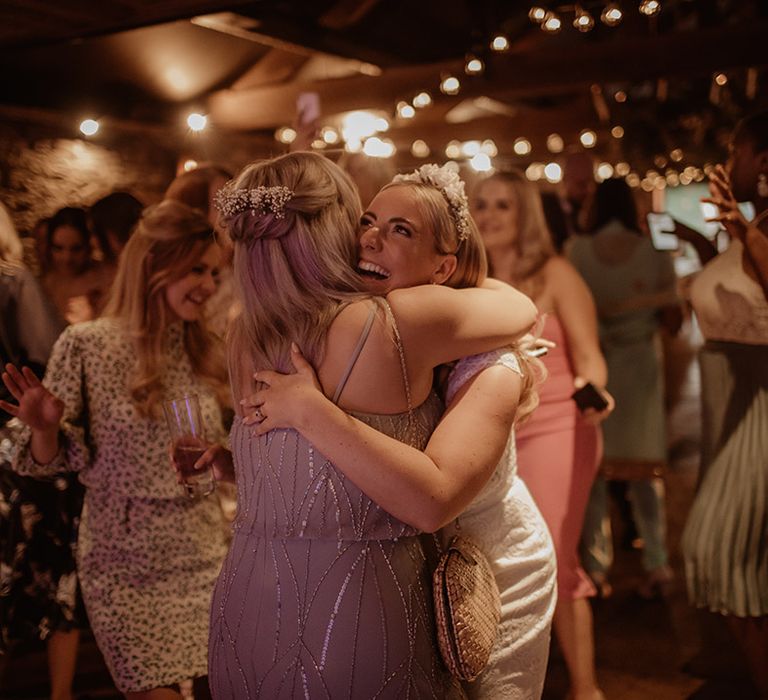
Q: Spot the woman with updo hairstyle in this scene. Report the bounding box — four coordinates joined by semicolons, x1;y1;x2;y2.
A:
204;152;538;697
3;199;229;699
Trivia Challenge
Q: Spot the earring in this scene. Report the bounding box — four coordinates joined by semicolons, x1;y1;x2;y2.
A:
758;173;768;198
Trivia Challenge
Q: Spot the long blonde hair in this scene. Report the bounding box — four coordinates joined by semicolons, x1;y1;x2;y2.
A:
103;199;227;417
388;176;542;424
221;151;369;395
474;170;556;297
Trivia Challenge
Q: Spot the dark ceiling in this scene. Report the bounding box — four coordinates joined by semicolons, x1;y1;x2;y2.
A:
1;0;767;172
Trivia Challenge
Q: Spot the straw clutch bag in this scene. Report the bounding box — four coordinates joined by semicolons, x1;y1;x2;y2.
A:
433;535;501;681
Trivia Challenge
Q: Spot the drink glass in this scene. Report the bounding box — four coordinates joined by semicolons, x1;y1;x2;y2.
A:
163;394;216;499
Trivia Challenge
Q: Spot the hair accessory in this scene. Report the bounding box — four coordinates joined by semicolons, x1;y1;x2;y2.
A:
393;164;472;241
214;184;293;219
757;173;768;199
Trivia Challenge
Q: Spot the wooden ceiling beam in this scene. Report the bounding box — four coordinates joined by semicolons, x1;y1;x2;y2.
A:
208;21;768;132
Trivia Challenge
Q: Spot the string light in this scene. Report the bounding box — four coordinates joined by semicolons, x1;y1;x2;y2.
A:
528;6;547;23
596;162;614;180
397;101;416;119
465;55;485;75
514;137;532;155
413;92;432;108
445;140;462;159
482;140;498;157
182;159;198;172
490;34;510;52
611;125;625;138
544;162;563;183
187;113;207;131
411;139;431;158
321;127;339;144
714;73;728;86
275;127;297;144
469;153;493;172
639;0;661;16
601;3;623;26
547;133;564;153
542;11;562;33
440;75;461;95
79;119;99;136
573;6;595;32
579;129;597;148
615;162;631;176
526;162;546;181
614;90;627;103
670;148;684;162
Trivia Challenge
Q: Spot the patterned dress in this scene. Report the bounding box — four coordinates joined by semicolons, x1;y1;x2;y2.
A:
443;350;557;700
209;311;461;699
13;318;228;692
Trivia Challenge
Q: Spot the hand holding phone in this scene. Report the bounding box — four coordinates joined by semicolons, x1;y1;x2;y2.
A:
571;382;610;413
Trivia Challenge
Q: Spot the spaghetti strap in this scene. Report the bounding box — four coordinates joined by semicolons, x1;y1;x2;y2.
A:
331;303;378;405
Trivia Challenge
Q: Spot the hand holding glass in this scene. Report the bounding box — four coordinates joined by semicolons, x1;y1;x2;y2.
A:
163;394;216;498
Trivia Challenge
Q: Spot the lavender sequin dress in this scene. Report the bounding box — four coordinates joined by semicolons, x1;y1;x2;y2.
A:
209;318;462;698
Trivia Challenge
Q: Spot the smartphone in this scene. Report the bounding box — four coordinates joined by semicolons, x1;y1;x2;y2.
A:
296;92;321;126
647;212;679;251
571;382;609;413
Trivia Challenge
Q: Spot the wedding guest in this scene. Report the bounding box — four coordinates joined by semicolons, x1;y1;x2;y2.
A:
166;165;235;340
0;202;76;700
568;178;679;599
241;164;557;699
41;207;111;322
204;151;537;697
682;111;768;697
473;170;612;700
2;200;229;699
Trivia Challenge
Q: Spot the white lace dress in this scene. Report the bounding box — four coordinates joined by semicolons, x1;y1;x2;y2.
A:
443;349;557;700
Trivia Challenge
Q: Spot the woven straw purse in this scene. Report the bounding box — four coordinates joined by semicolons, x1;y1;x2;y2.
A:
433;535;501;681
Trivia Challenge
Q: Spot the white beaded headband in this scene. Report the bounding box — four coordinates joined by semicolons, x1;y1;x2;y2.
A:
214;184;293;219
392;164;472;241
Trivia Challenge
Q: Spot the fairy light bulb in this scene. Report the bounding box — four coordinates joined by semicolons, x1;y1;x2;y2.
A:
639;0;661;16
573;7;595;32
542;11;562;33
601;3;623;26
491;34;510;52
528;6;547;23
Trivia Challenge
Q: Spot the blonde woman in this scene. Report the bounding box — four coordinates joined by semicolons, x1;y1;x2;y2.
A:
241;165;557;699
204;152;537;698
472;170;612;700
2;200;229;699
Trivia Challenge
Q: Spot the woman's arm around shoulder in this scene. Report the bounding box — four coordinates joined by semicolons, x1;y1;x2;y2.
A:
385;279;537;368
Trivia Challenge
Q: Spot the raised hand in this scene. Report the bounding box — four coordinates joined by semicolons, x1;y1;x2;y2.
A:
1;363;64;432
702;165;748;241
242;343;325;435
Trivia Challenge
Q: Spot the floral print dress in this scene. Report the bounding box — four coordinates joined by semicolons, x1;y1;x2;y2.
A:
12;318;228;692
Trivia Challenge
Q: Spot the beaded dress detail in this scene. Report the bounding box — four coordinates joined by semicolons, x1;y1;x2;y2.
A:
209;307;461;699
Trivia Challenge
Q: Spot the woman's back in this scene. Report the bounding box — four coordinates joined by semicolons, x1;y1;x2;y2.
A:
209;306;461;698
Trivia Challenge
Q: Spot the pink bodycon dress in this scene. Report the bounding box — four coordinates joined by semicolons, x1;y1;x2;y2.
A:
515;314;601;600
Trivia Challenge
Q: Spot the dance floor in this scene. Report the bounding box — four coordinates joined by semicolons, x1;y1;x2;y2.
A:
0;324;757;699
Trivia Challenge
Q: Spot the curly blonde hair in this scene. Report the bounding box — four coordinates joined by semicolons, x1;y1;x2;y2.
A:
103;199;227;417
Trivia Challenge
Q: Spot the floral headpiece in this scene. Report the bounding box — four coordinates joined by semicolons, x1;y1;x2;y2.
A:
392;164;472;241
214;184;293;219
